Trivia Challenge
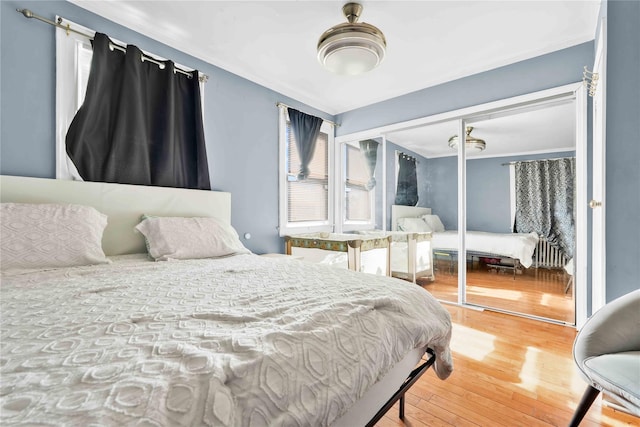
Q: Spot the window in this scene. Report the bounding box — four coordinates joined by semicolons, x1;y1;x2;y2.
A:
342;143;375;229
55;18;94;180
278;107;334;236
55;17;204;181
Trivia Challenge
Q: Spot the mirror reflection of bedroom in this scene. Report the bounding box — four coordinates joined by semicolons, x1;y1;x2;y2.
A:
386;100;576;324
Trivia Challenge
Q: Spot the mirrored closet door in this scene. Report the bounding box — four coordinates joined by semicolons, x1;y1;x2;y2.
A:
336;83;585;326
385;120;460;304
464;101;577;324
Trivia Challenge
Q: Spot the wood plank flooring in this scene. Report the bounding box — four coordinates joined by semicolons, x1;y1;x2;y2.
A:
374;305;639;427
420;261;575;323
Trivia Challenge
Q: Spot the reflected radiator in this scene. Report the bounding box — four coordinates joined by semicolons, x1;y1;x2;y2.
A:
534;237;568;269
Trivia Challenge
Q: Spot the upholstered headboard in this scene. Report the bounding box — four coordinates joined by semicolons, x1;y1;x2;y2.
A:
391;205;432;231
0;175;231;256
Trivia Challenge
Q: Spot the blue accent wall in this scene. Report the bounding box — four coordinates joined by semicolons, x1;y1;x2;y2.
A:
335;43;594;136
603;0;640;301
385;151;575;233
384;141;431;230
466;152;576;233
420;156;458;231
0;0;334;255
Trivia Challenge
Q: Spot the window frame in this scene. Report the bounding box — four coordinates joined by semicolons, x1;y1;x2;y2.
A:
55;17;94;180
339;141;376;232
278;106;335;236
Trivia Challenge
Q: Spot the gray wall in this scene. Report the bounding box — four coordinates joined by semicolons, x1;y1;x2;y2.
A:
0;0;334;255
603;0;640;301
336;43;593;136
419;156;459;231
387;151;575;233
468;151;574;232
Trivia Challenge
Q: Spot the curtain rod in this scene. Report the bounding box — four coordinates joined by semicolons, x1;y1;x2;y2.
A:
16;8;208;83
276;102;339;127
501;156;575;166
395;150;417;162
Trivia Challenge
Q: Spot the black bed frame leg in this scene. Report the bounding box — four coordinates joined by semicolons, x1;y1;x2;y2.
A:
364;349;435;427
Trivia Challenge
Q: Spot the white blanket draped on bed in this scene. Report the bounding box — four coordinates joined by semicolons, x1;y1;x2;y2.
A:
0;254;452;426
432;230;539;268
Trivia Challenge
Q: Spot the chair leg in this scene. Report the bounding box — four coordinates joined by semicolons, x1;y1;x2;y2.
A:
568;385;600;427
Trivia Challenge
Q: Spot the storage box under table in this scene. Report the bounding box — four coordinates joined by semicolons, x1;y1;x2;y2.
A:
389;231;434;283
357;231;434;283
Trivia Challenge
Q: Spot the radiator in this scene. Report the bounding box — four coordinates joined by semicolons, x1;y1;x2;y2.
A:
534;237;568;269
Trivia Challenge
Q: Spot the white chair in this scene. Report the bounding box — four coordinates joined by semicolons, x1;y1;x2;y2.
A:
569;289;640;426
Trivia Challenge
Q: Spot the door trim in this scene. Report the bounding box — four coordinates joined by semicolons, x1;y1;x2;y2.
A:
591;17;607;315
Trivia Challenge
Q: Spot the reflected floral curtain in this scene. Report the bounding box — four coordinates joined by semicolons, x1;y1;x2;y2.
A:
514;158;575;258
288;108;323;180
394;152;418;206
359;139;379;190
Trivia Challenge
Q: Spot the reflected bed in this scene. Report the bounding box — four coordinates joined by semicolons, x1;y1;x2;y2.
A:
392;205;539;278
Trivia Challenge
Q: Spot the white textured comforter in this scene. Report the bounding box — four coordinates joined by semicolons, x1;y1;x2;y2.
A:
432;230;539;268
0;254;452;426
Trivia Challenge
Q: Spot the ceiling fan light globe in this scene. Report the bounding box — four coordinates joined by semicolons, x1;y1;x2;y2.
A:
467;141;486;152
317;8;386;76
319;42;383;75
448;133;486;153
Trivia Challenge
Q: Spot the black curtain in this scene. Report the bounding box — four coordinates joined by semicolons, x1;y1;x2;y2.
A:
395;153;418;206
66;33;211;190
359;139;379;190
288;108;323;180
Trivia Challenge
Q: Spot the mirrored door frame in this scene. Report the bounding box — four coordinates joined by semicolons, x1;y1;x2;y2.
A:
336;82;588;328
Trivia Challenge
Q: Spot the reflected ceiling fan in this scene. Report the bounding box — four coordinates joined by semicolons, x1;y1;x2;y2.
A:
448;127;487;152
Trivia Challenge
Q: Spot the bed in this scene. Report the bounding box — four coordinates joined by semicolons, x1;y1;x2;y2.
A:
0;176;453;427
392;205;539;278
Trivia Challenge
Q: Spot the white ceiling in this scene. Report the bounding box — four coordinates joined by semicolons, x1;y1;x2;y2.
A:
384;101;576;159
70;0;601;116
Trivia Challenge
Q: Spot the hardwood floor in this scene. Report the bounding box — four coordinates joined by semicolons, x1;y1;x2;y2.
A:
374;305;638;427
420;261;575;323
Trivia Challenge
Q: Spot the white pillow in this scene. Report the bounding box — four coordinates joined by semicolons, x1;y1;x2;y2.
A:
421;214;445;232
396;217;432;232
135;216;250;261
1;203;109;270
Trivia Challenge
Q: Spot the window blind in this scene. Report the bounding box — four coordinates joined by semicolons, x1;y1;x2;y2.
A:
286;122;329;222
345;145;371;221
